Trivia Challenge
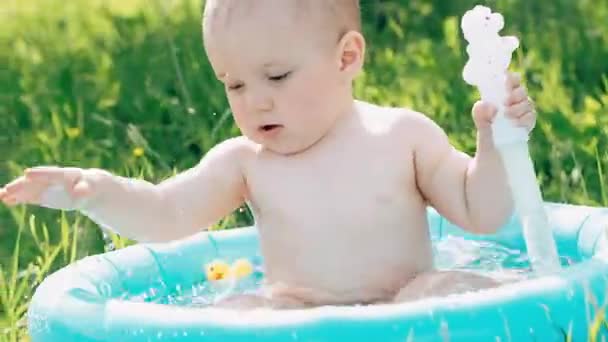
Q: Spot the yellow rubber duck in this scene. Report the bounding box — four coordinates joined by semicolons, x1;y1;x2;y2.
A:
205;258;253;281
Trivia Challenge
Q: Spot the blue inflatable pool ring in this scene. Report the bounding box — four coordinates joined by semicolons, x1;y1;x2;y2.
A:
27;203;608;341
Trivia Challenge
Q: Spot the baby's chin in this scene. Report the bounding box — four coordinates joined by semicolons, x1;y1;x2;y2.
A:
258;141;313;156
247;133;324;156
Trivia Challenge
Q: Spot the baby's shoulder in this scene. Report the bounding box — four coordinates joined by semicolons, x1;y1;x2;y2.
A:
202;136;259;164
357;100;442;140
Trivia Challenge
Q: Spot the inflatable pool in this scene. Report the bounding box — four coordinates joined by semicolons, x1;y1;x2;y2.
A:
27;202;608;341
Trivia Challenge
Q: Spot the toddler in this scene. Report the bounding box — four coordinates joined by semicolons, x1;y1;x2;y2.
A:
0;0;537;309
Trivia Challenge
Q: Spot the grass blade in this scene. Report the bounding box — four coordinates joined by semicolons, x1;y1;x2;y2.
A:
70;217;80;264
8;221;23;305
596;146;608;206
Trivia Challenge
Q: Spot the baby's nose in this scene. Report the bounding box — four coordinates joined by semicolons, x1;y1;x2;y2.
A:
246;91;274;112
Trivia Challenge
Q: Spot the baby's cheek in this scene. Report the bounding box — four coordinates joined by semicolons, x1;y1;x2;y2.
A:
300;77;338;109
228;100;251;127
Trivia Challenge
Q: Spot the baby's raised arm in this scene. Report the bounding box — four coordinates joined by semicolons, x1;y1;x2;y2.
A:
412;114;513;234
0;137;249;242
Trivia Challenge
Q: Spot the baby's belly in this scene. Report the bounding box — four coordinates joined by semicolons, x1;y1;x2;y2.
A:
260;224;434;305
251;183;433;305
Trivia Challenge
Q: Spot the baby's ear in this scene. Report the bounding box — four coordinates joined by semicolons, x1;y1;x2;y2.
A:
336;31;366;78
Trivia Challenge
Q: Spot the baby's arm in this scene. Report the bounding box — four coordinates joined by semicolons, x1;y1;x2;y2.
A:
412;114;513;234
84;137;248;242
1;137;249;242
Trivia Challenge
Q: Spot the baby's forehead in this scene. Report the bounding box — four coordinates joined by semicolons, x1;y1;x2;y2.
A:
204;0;297;29
203;0;360;36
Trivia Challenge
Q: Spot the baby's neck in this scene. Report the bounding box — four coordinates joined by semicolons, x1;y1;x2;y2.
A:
325;97;360;139
286;97;360;158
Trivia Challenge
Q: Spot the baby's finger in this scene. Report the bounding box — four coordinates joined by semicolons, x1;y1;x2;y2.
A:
25;166;64;181
2;196;18;207
505;100;533;119
26;167;82;186
72;179;93;198
472;101;497;129
505;72;521;90
472;101;497;119
516;111;537;131
3;177;28;194
1;177;32;201
0;188;9;201
3;184;38;205
505;86;527;106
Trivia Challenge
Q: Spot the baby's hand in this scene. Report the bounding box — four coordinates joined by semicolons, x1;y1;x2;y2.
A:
0;166;96;210
472;72;537;134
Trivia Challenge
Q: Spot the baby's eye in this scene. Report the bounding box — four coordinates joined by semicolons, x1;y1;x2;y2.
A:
227;83;244;91
268;71;291;82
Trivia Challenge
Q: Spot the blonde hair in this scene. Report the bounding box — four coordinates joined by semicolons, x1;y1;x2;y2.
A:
203;0;361;38
303;0;361;34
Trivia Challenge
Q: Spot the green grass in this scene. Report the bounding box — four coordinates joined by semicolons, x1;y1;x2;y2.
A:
1;0;607;339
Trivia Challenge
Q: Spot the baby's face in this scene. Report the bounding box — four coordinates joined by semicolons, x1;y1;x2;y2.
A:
204;1;354;155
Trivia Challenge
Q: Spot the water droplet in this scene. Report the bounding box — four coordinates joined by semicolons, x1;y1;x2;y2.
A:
105;242;115;252
99;282;112;297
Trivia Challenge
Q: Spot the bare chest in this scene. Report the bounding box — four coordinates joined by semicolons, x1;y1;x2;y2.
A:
244;138;423;236
243;139;432;297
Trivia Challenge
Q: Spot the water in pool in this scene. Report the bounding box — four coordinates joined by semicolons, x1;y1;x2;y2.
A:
122;237;576;307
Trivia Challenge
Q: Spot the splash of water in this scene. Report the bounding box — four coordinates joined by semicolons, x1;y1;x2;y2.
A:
121;240;575;308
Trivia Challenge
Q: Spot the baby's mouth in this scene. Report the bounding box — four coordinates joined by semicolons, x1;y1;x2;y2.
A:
259;124;283;133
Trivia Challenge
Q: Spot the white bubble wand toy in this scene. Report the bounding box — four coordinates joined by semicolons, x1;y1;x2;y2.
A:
461;6;561;274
